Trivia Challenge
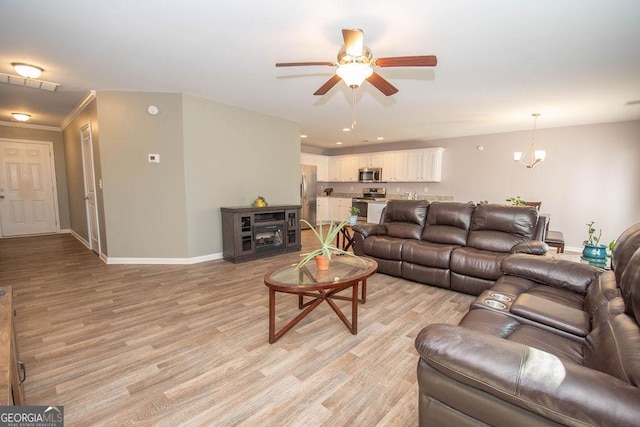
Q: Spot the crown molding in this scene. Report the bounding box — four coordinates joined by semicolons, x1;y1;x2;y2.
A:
0;120;61;131
61;90;96;130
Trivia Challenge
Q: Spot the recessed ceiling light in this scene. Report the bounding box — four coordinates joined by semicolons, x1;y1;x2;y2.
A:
300;134;307;138
12;113;31;122
336;141;343;145
377;137;384;140
342;128;351;132
11;62;44;79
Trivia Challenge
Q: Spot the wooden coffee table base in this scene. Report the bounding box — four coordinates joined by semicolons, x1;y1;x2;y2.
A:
268;279;367;344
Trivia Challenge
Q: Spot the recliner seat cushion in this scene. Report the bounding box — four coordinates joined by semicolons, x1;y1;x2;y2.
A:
451;247;508;280
402;240;458;269
362;236;404;260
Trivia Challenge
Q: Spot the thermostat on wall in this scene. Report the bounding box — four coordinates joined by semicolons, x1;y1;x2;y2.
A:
148;154;160;163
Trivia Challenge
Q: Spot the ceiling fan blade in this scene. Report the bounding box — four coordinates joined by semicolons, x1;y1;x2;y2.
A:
275;61;335;67
366;72;398;96
313;74;342;95
375;55;438;67
342;29;364;57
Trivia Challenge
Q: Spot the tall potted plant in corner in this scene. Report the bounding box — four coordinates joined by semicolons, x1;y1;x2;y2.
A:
582;221;607;267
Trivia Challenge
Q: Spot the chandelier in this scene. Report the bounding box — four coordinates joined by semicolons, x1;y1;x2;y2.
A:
514;113;546;168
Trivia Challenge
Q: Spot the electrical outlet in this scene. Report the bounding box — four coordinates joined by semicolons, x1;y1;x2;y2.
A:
424;186;429;193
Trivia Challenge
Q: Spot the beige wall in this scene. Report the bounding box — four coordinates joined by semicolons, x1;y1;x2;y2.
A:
322;120;640;249
182;95;300;257
96;92;188;259
0;124;70;230
66;91;301;260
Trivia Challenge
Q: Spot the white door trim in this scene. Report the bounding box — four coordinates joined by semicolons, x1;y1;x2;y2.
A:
80;122;101;255
0;137;61;237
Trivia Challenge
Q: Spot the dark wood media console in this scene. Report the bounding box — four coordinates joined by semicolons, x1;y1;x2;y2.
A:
221;205;301;263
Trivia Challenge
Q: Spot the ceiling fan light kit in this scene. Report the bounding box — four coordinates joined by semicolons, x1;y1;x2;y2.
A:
275;28;437;96
514;113;546;169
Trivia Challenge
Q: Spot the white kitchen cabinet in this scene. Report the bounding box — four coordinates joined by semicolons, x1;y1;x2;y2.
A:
301;153;329;181
382;151;408;182
328;155;358;182
328;198;352;222
316;197;330;224
406;148;444;182
358;153;383;168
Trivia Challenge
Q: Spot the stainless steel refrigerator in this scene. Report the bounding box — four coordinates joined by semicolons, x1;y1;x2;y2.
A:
300;165;317;229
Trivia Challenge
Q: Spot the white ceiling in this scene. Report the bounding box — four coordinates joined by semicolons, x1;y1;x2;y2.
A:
1;0;639;149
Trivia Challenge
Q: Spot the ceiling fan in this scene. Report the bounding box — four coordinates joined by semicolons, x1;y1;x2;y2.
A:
275;28;437;96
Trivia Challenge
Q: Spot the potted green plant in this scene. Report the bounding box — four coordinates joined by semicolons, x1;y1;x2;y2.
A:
296;218;361;270
505;195;526;206
582;221;607;267
348;206;360;226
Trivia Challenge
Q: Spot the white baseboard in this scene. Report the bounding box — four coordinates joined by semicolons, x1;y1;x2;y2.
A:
106;252;224;265
70;230;90;249
58;228;71;234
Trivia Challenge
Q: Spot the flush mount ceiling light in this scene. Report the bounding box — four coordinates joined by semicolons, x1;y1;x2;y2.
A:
11;62;44;79
514;113;546;169
11;113;31;122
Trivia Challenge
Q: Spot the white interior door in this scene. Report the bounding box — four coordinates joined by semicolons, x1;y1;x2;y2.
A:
0;139;58;236
81;123;100;254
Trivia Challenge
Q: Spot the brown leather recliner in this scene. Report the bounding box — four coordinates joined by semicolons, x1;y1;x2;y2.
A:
414;225;640;426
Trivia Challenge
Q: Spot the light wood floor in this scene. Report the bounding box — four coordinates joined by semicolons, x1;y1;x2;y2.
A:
0;231;474;426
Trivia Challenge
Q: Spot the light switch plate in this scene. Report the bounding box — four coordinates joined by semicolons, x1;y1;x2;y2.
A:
148;154;160;163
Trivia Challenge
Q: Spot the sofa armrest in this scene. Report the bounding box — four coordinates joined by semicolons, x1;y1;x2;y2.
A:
502;253;602;294
510;240;548;255
415;324;640;426
351;223;387;238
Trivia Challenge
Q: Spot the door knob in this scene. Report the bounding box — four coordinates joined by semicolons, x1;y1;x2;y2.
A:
83;196;89;200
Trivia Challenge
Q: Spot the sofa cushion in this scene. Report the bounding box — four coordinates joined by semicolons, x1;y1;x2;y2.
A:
362;236;404;261
459;309;584;364
611;223;640;282
450;247;507;280
421;202;475;245
382;199;428;239
402;240;458;269
467;205;538;253
585;313;640;386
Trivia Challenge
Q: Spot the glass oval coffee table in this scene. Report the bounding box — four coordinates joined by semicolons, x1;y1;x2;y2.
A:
263;256;377;343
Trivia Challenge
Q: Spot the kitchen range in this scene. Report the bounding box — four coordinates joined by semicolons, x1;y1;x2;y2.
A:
352;188;386;221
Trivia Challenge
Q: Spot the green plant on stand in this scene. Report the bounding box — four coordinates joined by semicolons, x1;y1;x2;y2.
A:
296;218;362;270
505;196;526;206
348;206;360;226
582;221;607;267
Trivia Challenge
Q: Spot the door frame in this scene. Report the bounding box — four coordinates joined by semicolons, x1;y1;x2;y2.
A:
0;138;61;237
80;122;101;255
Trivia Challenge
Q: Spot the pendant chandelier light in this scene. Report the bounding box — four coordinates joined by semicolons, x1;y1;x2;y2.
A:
514;113;546;169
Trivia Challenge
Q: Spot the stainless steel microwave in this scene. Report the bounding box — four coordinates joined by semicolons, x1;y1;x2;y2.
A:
358;167;382;183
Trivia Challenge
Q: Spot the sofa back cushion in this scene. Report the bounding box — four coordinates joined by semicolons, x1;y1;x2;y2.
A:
612;223;640;284
584;313;640;386
421;202;475;245
467;205;538;253
383;200;429;240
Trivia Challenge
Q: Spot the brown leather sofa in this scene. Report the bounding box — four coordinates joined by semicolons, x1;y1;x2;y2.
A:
414;223;640;426
352;200;548;296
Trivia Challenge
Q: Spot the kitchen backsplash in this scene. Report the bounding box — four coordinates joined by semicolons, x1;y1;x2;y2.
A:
317;192;454;202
